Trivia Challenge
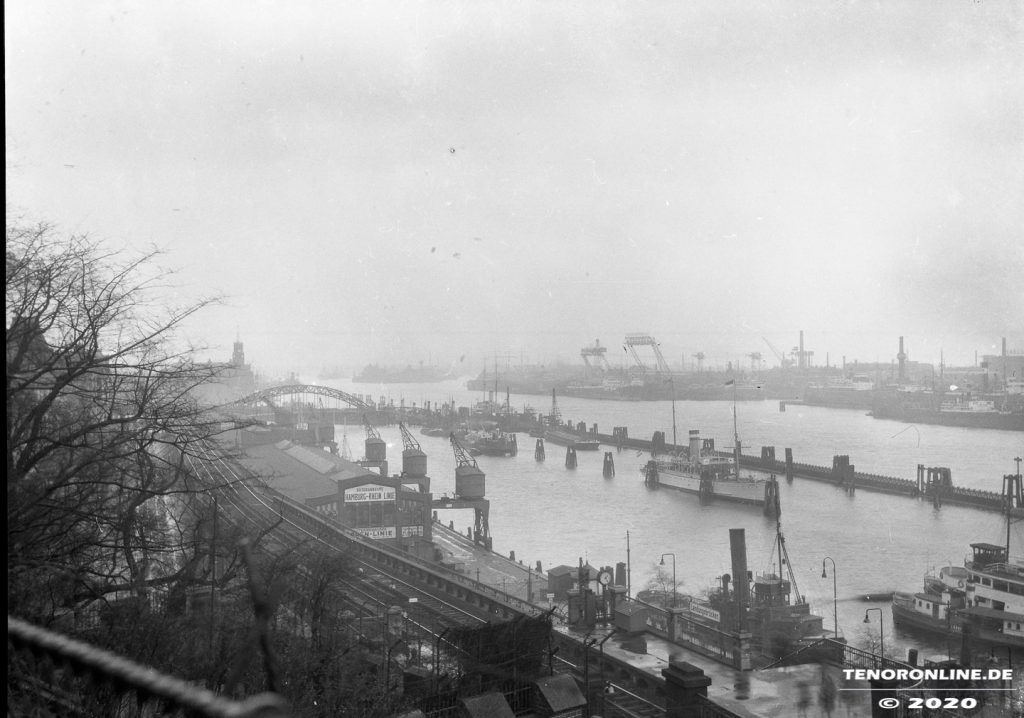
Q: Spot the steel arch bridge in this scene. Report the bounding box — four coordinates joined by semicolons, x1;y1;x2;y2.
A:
231;384;374;410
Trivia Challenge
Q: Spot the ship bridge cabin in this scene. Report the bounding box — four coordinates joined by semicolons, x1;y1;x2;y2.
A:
964;542;1024;645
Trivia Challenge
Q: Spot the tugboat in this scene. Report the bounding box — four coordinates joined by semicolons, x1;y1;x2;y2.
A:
461;425;518;457
891;462;1024;649
745;510;829;659
684;517;828;664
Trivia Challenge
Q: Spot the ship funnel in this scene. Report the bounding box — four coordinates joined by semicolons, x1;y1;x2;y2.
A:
729;528;749;630
688;430;701;459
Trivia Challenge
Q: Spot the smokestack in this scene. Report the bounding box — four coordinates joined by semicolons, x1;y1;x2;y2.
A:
1004;337;1008;357
897;336;907;383
689;430;701;459
799;330;805;369
729;528;749;631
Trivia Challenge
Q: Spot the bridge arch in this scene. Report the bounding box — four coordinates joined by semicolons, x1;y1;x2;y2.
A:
231;384;374;410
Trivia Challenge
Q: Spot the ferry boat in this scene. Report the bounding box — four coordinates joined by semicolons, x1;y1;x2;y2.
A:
892;543;1024;649
892;468;1024;648
643;429;774;507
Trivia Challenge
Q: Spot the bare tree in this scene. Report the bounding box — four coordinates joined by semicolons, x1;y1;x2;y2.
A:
7;221;225;622
643;563;683;607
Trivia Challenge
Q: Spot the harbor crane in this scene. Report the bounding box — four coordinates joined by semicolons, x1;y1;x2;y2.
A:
762;338;793;369
747;352;763;374
398;422;421;452
625;333;671;374
692;352;705;373
363;414;382;441
580;339;611;377
449;432;479;470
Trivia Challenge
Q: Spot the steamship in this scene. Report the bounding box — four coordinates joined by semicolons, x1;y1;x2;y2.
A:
643;430;772;507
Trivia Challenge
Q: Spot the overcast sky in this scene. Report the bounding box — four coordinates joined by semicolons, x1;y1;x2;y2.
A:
6;1;1023;375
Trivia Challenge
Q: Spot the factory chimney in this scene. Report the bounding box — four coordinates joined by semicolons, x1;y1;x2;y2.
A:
897;336;907;384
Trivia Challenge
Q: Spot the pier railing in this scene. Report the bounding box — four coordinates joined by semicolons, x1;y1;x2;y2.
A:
8;615;291;718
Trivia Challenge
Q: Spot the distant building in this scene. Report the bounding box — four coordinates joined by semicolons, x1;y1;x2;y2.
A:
981;350;1024;394
194;338;257;406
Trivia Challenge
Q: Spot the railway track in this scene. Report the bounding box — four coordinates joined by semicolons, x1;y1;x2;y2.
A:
185;442;490;640
186;442;668;716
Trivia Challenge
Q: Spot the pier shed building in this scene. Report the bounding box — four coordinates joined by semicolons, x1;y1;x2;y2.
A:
239;438;434;558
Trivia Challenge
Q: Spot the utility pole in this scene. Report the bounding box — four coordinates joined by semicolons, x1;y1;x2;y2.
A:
626;531;632;598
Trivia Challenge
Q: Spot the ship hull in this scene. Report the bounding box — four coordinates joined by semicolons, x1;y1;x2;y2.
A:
892;598;1024;649
656;468;767;506
802;387;875;410
871;406;1024;431
544;430;601;450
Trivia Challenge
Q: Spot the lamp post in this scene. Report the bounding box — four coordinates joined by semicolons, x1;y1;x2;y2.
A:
660;553;677;608
582;634;599;718
821;557;838;639
864;608;884;664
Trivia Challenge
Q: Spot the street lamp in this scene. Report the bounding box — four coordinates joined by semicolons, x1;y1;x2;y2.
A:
582;634;599;718
864;608;884;663
660;553;677;608
597;628;621;716
821;557;838;639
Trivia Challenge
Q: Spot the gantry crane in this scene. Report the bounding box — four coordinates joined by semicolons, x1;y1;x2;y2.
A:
692;352;705;373
625;334;671;374
581;339;611;376
746;352;763;373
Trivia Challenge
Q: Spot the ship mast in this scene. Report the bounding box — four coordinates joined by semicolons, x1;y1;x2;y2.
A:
732;379;741;479
1006;456;1023;558
775;508;803;604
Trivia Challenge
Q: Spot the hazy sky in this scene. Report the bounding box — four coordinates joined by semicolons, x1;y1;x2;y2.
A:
6;1;1023;375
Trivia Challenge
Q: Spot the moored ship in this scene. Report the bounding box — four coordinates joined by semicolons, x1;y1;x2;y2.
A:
892;466;1024;649
892;543;1024;649
643;429;775;507
543;427;601;451
871;388;1024;431
461;427;518;457
802;374;876;410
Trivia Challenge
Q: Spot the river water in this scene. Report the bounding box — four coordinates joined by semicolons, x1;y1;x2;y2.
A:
323;378;1023;661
